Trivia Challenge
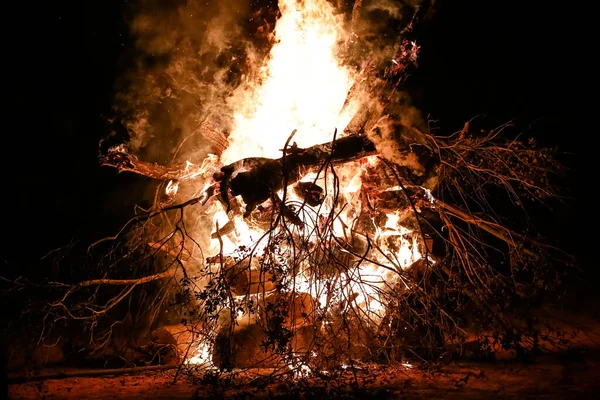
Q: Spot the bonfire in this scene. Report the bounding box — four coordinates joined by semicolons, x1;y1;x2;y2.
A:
31;0;568;382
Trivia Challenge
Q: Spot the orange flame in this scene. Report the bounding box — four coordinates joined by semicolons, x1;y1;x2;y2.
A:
186;0;424;367
222;0;359;163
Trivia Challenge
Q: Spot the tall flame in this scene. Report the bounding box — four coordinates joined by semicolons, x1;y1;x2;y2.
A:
222;0;358;163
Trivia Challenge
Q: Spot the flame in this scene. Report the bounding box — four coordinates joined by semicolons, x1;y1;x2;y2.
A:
222;0;359;163
165;180;179;196
182;0;426;368
184;342;213;367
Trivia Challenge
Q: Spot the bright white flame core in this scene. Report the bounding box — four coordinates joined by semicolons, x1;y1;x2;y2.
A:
185;342;213;366
222;0;358;163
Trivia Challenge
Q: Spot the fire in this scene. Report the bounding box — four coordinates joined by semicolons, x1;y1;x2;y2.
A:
222;0;359;164
165;180;179;196
184;342;213;367
179;0;425;368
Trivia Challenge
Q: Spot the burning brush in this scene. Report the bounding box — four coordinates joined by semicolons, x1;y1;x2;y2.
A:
34;0;567;381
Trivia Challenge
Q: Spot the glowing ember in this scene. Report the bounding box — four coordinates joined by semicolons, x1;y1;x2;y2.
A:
288;357;313;378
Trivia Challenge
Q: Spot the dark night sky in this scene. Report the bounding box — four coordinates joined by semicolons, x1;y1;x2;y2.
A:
2;1;574;269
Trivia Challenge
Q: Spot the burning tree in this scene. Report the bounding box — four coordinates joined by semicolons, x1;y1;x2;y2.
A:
22;0;571;382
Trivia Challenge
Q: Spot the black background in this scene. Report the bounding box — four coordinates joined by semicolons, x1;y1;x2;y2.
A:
2;1;575;271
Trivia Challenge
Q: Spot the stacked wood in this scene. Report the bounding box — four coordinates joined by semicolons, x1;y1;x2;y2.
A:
99;131;443;369
211;292;318;368
225;265;278;296
206;255;278;296
212;323;281;369
261;292;316;330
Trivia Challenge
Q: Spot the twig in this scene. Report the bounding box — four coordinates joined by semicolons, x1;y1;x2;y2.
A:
436;200;539;260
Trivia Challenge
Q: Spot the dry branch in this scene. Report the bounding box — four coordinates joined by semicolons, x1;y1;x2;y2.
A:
100;150;190;180
50;268;174;291
436;200;540;260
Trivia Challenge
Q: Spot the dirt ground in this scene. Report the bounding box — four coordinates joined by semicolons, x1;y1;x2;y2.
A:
8;307;600;399
7;353;600;399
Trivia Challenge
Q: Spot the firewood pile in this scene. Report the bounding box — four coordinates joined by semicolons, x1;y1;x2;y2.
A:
94;110;564;373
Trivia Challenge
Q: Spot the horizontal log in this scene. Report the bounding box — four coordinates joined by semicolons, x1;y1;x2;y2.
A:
100;134;437;220
100;151;190;180
99;135;377;190
216;134;378;215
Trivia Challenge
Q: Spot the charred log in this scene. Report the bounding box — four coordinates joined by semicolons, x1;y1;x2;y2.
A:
292;181;324;207
215;134;378;215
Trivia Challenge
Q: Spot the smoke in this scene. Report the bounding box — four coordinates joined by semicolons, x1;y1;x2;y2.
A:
345;1;430;172
352;0;425;63
364;0;404;20
112;0;272;164
368;91;429;176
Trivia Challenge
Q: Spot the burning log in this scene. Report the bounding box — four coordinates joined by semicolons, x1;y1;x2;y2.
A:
100;133;380;184
292;181;324;206
210;220;236;239
212;323;281;369
212;322;316;369
100;132;439;224
150;323;202;365
212;313;317;369
227;265;278;296
215;133;378;215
